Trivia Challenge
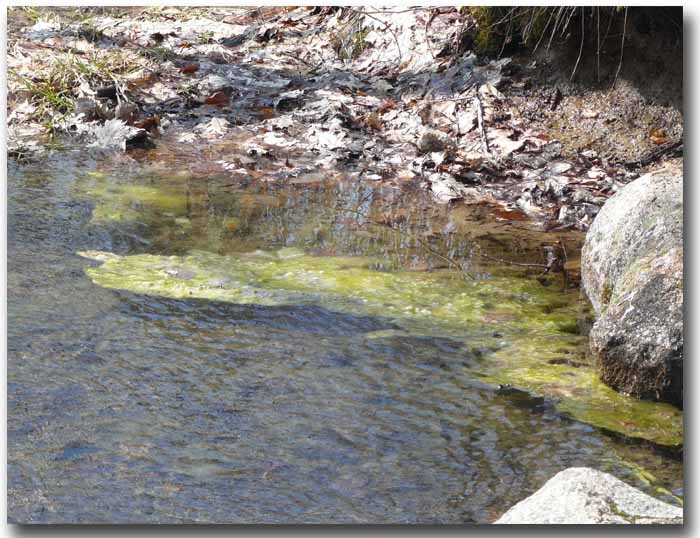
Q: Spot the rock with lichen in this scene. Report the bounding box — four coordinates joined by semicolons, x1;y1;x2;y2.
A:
495;467;683;524
581;165;683;407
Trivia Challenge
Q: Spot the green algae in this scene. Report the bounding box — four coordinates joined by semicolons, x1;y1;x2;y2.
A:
78;246;683;446
480;341;683;446
79;248;577;331
606;458;684;507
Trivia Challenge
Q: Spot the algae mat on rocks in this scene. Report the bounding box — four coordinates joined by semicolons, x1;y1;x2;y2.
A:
79;247;682;446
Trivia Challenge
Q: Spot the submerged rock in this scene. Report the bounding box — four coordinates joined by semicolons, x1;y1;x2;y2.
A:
581;166;683;407
495;467;683;524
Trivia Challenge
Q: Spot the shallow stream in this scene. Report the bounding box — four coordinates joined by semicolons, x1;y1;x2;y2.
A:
8;150;683;523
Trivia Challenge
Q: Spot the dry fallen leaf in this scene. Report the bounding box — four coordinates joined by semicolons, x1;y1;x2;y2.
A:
649;127;668;145
126;70;158;91
364;112;382;131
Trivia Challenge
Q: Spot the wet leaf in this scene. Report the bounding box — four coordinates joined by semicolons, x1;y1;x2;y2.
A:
256;106;276;120
205;91;230;107
491;206;530;222
134;116;160;133
115;102;138;124
377;98;398;115
180;63;199;74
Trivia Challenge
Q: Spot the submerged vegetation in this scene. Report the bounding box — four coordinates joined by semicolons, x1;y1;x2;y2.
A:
77;242;681;447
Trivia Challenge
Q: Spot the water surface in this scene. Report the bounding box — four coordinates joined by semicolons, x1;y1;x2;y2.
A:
8;151;683;523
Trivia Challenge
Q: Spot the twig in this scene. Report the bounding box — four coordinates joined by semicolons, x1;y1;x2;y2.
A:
350;7;403;67
425;9;437;60
623;140;683;169
547;7;566;50
612;7;628;88
560;7;578;37
558;237;568;263
476;250;549;269
280;51;324;72
596;7;601;83
474;93;490;156
533;8;556;51
420;86;478;105
601;6;616;47
487;7;520;32
454;9;473;58
497;15;513;59
358;7;432;15
414;234;475;278
570;10;585;80
522;7;539;43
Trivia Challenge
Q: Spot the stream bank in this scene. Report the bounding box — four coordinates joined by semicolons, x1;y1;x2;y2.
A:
7;7;683;232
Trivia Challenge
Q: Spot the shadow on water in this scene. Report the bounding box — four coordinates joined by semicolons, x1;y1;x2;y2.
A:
122;287;401;330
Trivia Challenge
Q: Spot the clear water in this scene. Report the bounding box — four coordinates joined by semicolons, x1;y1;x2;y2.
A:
8;151;683;523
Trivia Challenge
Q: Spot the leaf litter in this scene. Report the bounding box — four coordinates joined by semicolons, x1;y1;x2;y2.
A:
7;7;682;231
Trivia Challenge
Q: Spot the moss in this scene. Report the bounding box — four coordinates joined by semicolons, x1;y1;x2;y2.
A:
541;298;571;314
608;500;637;522
78;246;683;446
480;340;683;446
468;7;502;56
466;7;553;55
91;185;188;222
557;320;581;335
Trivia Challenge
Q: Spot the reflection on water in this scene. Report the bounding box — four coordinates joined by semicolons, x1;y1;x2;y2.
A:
8;152;683;523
